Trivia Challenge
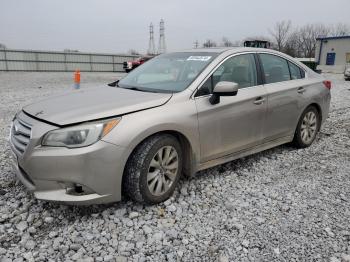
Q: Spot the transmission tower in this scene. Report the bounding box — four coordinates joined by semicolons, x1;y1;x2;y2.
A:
158;19;166;54
147;23;156;55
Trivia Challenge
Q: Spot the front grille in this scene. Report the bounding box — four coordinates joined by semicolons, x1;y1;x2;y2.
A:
11;118;32;154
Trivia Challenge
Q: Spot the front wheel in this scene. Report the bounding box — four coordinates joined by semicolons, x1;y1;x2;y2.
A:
292;106;320;148
123;134;182;204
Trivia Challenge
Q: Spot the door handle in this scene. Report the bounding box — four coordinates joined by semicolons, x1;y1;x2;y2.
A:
297;87;306;94
253;97;265;105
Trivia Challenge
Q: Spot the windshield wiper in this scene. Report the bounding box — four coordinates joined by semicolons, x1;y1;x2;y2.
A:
108;80;119;87
121;86;159;93
125;87;144;92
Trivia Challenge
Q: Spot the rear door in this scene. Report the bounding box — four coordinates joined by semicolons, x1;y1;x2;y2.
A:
258;53;306;141
194;53;267;162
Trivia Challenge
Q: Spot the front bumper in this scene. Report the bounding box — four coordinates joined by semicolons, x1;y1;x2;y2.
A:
9;112;129;205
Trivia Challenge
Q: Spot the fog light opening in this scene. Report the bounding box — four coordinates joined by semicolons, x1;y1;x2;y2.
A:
74;184;84;194
65;184;87;195
62;182;95;196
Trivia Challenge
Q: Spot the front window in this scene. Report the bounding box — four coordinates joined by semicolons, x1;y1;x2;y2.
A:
196;54;258;96
118;52;218;93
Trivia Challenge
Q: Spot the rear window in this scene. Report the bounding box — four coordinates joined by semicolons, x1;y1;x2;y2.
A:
259;54;291;84
288;61;302;80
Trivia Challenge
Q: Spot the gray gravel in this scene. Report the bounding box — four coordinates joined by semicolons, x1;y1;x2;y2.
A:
0;72;349;261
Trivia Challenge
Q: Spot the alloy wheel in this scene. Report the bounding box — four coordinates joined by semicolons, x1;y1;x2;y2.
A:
300;111;318;144
147;146;179;196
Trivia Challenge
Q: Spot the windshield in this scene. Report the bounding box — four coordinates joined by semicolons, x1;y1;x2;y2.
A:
118;52;218;93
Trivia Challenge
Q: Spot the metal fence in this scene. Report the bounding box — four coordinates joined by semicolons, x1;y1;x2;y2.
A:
0;49;137;72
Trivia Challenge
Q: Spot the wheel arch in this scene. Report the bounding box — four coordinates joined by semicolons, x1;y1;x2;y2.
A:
121;130;197;195
292;102;323;148
161;130;196;177
308;102;322;123
295;102;323;133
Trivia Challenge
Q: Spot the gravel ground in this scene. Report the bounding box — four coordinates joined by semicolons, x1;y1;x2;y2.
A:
0;72;349;262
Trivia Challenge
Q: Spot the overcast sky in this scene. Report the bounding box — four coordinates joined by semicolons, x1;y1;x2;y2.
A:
0;0;349;54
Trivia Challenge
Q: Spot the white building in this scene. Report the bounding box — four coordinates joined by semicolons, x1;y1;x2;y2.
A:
315;36;350;73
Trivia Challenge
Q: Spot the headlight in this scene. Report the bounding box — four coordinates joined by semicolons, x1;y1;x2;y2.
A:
42;118;120;148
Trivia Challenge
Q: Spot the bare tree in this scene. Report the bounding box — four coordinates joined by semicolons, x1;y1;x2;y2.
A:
295;23;330;58
221;37;234;47
284;32;299;57
269;20;292;52
283;30;308;57
203;39;217;48
330;23;350;37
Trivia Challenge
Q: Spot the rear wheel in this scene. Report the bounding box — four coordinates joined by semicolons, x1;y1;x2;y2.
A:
292;106;320;148
123;134;182;204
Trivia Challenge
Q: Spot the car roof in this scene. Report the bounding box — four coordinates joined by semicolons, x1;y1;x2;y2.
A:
177;47;313;74
179;47;306;64
180;47;269;54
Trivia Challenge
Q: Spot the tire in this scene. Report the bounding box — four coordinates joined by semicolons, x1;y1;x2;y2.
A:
292;106;320;148
123;134;183;204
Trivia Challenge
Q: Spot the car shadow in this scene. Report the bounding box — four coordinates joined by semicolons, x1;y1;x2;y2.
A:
12;133;331;223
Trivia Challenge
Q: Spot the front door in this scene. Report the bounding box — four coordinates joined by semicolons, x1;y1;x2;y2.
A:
194;53;267;163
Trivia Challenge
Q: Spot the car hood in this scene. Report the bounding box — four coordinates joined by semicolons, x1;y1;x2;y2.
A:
23;86;172;126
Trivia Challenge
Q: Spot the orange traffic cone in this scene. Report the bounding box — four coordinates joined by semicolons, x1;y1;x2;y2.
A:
74;70;81;89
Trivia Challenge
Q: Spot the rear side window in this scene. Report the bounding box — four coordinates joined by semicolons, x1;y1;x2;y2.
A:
288;61;302;80
259;54;291;84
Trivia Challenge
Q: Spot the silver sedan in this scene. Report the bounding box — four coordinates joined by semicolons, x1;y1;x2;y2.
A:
9;48;331;205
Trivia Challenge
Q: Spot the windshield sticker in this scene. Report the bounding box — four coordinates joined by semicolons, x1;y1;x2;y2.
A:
187;56;212;61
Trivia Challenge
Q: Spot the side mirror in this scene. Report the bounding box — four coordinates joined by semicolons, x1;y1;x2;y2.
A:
108;80;119;87
209;81;238;105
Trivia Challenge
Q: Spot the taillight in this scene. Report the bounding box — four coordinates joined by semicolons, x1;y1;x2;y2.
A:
323;80;332;90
